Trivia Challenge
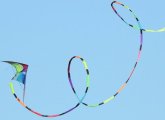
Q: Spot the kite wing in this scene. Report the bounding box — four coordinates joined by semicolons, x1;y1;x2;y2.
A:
3;61;28;102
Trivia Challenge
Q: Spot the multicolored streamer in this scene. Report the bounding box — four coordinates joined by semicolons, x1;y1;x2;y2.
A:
80;0;165;107
5;1;165;118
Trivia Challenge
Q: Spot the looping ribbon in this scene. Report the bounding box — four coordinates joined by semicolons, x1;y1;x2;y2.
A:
6;1;165;118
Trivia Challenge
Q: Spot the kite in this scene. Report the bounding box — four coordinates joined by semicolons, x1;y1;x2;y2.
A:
3;61;28;102
4;1;165;118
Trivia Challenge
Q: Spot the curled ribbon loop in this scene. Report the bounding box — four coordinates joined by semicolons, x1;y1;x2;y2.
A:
68;56;90;103
111;1;165;32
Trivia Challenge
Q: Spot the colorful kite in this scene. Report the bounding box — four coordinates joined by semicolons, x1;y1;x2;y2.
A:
3;61;28;102
4;1;165;118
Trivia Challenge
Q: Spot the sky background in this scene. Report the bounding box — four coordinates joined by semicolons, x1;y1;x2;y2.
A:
0;0;165;119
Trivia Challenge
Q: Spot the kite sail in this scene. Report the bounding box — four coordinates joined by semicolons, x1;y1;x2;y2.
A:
3;61;28;102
